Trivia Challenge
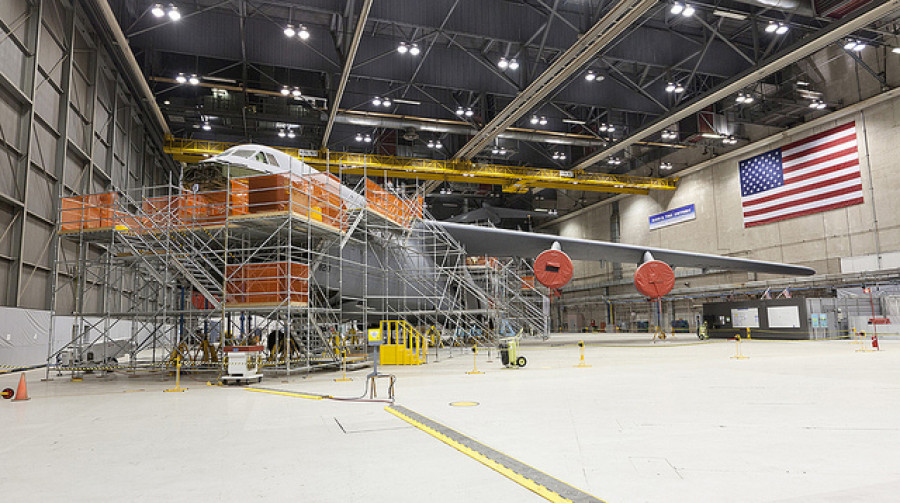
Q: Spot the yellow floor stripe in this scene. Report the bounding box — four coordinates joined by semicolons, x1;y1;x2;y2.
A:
244;388;327;400
385;405;605;503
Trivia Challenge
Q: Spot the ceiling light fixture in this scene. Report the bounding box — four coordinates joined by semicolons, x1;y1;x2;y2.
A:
188;74;199;85
287;129;296;139
498;57;509;69
530;115;539;125
397;42;408;54
674;82;685;93
775;23;789;35
202;122;211;131
665;82;676;92
585;70;597;81
364;134;372;143
297;25;310;40
291;87;301;97
280;86;290;96
167;4;181;21
843;39;859;50
660;162;673;171
435;140;442;149
465;108;474;117
409;43;420;56
175;73;187;84
456;107;465;116
682;4;695;16
151;4;165;17
712;9;747;20
765;21;778;33
372;97;382;106
670;2;684;15
355;133;363;142
284;24;295;37
279;129;287;138
508;58;519;70
539;116;547;126
562;118;586;125
382;97;392;107
892;47;900;54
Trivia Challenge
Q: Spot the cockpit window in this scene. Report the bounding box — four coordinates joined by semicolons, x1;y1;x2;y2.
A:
231;149;255;159
264;153;280;167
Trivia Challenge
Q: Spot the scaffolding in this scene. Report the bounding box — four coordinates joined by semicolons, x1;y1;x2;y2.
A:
49;160;548;376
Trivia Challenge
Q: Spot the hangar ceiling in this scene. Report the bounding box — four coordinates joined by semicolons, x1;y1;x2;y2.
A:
107;0;900;218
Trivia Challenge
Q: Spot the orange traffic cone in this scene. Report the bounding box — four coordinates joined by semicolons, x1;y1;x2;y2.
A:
12;373;30;401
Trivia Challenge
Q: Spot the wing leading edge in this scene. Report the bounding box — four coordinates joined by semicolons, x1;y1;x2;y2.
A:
433;221;815;277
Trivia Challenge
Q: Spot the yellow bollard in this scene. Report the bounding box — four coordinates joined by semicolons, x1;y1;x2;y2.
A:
574;340;591;368
334;349;352;382
730;335;749;360
164;353;188;392
466;345;484;375
746;327;751;340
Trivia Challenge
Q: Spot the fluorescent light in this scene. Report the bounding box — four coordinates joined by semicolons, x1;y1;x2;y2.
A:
712;9;747;20
562;119;586;125
393;98;421;105
701;133;722;139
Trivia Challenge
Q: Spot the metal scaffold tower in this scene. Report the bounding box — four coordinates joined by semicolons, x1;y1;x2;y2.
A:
48;156;548;377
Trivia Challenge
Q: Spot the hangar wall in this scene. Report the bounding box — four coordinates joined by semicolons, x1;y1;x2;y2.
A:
550;46;900;330
0;0;171;317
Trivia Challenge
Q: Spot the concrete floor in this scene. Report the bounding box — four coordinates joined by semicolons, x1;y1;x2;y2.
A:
2;333;900;502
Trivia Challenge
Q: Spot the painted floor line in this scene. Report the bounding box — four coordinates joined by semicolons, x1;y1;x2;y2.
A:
385;404;605;503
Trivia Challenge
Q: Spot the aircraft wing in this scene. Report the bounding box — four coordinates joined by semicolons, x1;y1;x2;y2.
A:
433;221;815;276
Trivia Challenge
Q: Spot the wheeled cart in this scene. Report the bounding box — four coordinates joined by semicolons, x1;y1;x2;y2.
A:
221;345;264;384
498;333;527;368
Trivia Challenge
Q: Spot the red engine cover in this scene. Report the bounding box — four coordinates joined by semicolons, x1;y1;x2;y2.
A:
534;249;574;289
633;260;675;299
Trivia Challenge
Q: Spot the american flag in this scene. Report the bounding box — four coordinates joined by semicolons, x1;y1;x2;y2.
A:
739;122;864;228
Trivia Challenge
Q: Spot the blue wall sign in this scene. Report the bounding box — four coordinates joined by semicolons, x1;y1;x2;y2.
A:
649;204;696;231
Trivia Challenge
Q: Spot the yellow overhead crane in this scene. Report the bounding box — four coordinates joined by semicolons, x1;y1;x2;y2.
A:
163;138;678;195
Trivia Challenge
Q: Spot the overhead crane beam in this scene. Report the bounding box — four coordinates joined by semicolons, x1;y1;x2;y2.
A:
320;0;374;149
163;138;678;195
452;0;658;160
572;0;900;171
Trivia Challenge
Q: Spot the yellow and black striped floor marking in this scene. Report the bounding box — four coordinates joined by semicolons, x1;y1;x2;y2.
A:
385;405;605;503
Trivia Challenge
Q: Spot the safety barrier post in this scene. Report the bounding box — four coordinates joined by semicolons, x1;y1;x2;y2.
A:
164;353;188;392
575;340;591;368
334;346;352;382
730;335;749;360
746;327;751;340
466;345;483;375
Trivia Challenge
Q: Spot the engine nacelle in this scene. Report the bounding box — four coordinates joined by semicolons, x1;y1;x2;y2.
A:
633;260;675;299
534;249;574;289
